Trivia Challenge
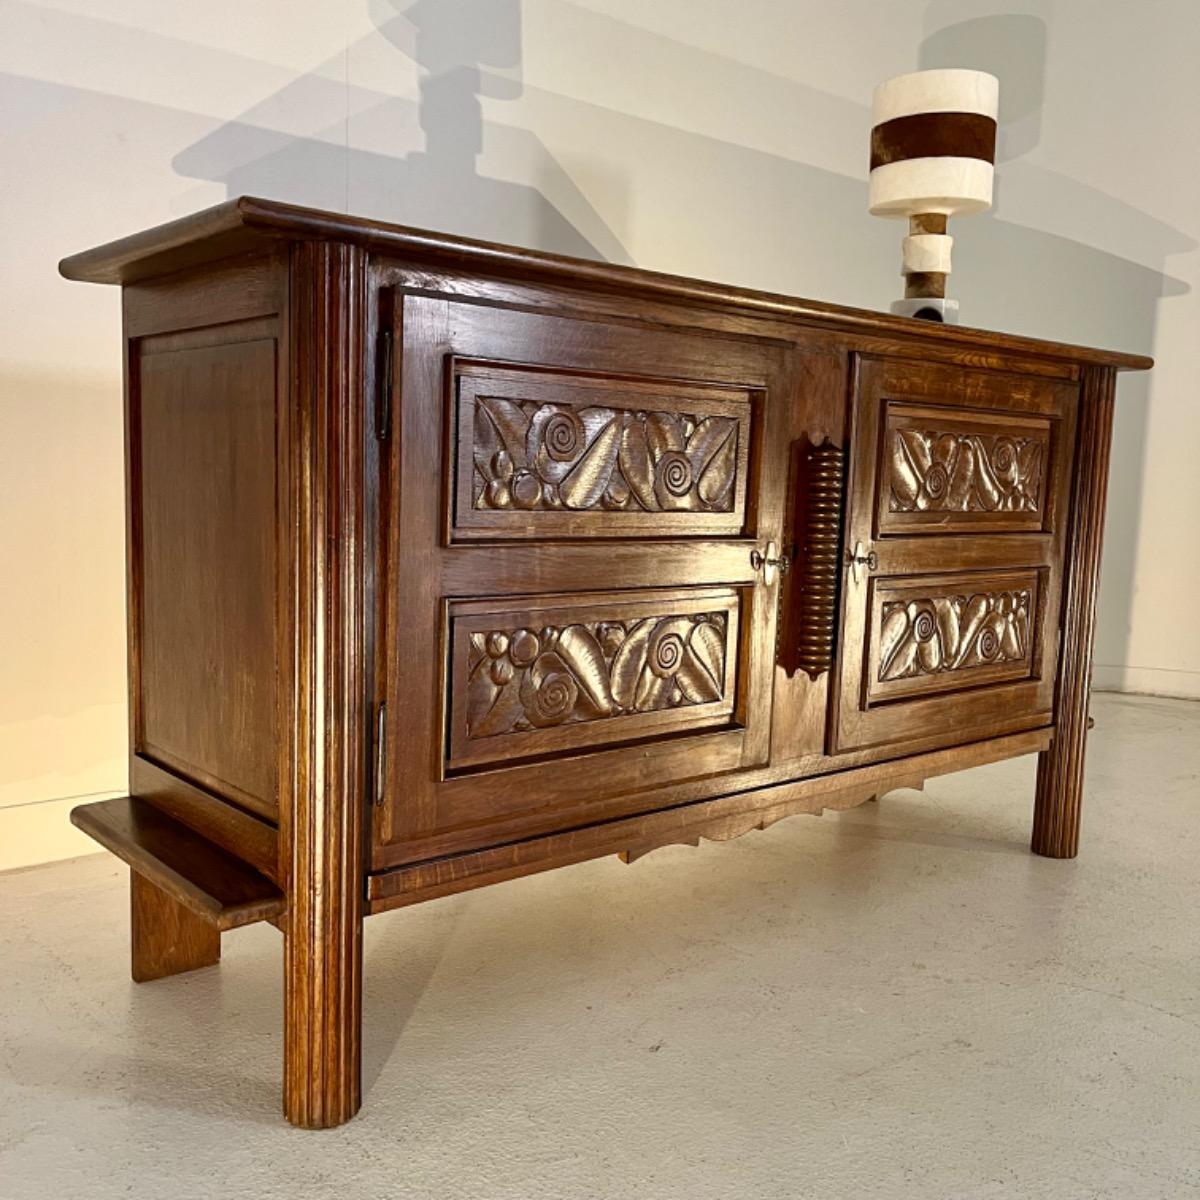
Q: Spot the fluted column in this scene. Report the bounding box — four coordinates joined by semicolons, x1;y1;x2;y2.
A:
282;240;368;1127
1032;367;1117;858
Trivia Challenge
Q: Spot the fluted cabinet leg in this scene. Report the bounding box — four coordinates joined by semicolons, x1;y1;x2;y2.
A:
1032;367;1117;859
282;241;367;1128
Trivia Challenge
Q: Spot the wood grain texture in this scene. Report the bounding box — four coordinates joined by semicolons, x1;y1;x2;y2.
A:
870;111;997;170
59;195;1153;373
281;240;367;1129
134;327;279;817
882;404;1049;533
454;365;750;536
770;352;848;765
367;728;1054;911
59;201;1150;1131
120;260;288;874
448;589;737;769
831;355;1076;753
377;295;787;857
129;756;280;883
70;797;283;930
789;440;845;679
130;870;222;983
1032;367;1117;858
123;252;284;339
872;569;1038;699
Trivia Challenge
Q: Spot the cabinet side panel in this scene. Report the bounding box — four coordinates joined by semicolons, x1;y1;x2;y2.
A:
133;325;279;817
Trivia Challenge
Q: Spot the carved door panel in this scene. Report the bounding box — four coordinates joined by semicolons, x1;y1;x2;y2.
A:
374;292;794;869
830;356;1078;753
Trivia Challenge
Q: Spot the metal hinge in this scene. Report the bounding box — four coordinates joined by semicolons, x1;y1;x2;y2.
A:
376;329;393;441
373;702;387;807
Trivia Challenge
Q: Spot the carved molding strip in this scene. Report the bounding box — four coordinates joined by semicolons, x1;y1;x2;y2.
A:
467;613;728;739
619;777;926;863
879;588;1031;681
472;397;739;514
889;428;1044;514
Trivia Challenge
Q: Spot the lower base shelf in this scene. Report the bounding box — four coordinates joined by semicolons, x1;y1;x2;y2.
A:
366;726;1053;914
70;796;284;931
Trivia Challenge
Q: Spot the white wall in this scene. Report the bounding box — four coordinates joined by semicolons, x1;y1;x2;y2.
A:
2;0;1196;868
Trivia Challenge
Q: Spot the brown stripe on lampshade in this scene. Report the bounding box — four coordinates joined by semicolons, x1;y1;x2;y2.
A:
868;69;999;221
870;111;997;172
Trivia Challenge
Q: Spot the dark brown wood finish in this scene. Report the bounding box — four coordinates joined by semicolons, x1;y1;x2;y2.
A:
787;439;846;679
445;588;741;770
71;797;284;930
59;196;1151;372
374;294;794;865
1032;366;1118;858
135;325;279;816
869;111;997;171
368;727;1054;910
130;872;222;983
280;240;368;1129
60;198;1150;1128
128;755;280;882
830;355;1077;753
120;255;288;876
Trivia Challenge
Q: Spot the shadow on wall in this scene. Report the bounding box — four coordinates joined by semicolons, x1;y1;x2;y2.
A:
174;0;631;263
918;0;1193;698
168;0;1193;674
15;0;1186;681
919;10;1047;160
170;0;1192;674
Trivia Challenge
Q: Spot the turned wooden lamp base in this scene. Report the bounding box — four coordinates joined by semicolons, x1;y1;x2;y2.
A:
891;213;959;323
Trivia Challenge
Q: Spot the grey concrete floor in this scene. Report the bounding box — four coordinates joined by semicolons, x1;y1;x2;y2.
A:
1;692;1198;1199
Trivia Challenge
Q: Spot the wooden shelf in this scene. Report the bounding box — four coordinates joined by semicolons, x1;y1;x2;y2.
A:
71;797;284;931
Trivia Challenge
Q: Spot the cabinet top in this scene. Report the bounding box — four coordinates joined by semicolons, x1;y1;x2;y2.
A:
59;195;1151;373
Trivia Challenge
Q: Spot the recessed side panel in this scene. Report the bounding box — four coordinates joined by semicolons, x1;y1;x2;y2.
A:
878;403;1051;535
451;365;753;540
445;588;740;771
134;326;278;817
866;568;1040;705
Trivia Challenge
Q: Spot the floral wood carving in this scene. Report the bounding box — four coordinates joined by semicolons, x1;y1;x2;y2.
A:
471;396;739;513
879;589;1032;681
889;428;1044;513
466;613;728;739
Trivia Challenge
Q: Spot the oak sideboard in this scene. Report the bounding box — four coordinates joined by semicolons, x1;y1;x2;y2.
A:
59;197;1151;1128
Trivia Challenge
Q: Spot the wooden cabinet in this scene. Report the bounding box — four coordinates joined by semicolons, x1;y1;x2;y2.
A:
59;197;1151;1129
831;355;1077;753
376;295;794;865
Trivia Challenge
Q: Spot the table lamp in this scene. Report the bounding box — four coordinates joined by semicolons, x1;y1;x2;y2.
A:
869;68;999;323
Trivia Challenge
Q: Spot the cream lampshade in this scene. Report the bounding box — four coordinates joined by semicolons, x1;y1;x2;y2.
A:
868;68;999;323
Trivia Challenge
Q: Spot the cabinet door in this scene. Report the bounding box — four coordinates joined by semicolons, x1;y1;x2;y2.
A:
374;293;794;867
830;356;1077;753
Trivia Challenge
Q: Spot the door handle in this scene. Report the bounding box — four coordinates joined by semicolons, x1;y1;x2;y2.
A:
750;541;790;586
846;541;877;585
